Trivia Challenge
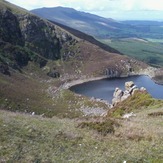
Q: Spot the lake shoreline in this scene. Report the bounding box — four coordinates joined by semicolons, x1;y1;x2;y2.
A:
63;66;162;90
67;74;163;102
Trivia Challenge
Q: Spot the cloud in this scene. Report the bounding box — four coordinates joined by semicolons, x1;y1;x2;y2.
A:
7;0;163;20
7;0;163;11
9;0;163;11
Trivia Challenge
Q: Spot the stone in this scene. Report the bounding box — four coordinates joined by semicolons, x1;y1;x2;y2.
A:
131;88;139;95
140;87;146;91
0;63;10;75
47;70;60;78
112;97;121;106
121;94;130;101
112;87;124;106
113;88;123;98
128;85;138;94
122;112;136;119
125;81;135;90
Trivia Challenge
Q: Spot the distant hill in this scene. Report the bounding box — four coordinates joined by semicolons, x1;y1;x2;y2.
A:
31;7;131;39
31;7;163;39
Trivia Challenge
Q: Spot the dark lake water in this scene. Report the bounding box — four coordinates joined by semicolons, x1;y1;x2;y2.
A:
70;75;163;102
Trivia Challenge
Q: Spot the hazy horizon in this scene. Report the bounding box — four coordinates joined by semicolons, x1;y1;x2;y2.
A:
7;0;163;21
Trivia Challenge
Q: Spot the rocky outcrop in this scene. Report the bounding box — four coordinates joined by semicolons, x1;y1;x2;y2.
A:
0;63;10;75
47;68;60;78
0;9;24;46
104;59;143;78
112;81;145;106
0;3;78;73
105;68;120;78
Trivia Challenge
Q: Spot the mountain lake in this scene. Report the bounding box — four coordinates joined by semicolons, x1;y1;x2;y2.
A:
70;75;163;103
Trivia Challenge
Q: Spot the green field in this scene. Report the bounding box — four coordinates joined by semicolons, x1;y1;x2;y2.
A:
100;38;163;67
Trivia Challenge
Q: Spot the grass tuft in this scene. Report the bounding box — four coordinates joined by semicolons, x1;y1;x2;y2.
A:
78;119;119;136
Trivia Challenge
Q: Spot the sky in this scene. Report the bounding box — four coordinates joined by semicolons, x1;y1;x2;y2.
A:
7;0;163;20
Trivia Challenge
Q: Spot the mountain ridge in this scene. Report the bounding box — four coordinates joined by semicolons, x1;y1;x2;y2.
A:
31;6;130;39
31;6;163;39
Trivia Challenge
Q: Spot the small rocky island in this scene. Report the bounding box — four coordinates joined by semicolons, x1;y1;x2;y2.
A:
112;81;146;106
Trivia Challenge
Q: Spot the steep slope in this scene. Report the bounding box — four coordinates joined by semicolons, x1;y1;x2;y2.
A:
49;20;121;54
0;0;146;78
0;1;77;73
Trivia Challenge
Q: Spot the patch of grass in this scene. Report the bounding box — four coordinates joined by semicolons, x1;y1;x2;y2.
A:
78;119;118;136
0;109;163;162
52;89;109;118
0;73;109;118
111;108;125;118
0;0;29;15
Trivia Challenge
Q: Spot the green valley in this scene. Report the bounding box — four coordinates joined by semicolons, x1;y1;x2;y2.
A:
100;38;163;67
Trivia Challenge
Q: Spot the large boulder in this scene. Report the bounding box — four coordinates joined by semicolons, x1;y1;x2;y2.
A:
112;97;121;106
125;81;135;91
112;88;124;106
47;70;60;78
113;88;123;98
121;91;130;101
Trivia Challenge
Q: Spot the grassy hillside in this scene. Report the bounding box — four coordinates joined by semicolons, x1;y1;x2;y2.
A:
0;0;28;14
100;38;163;67
1;97;163;162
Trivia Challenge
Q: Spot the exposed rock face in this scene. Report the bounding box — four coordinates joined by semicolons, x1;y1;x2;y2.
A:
0;63;10;75
0;9;24;46
104;59;145;78
47;69;60;78
112;81;144;106
19;14;61;60
113;88;123;98
105;68;120;78
0;5;77;73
